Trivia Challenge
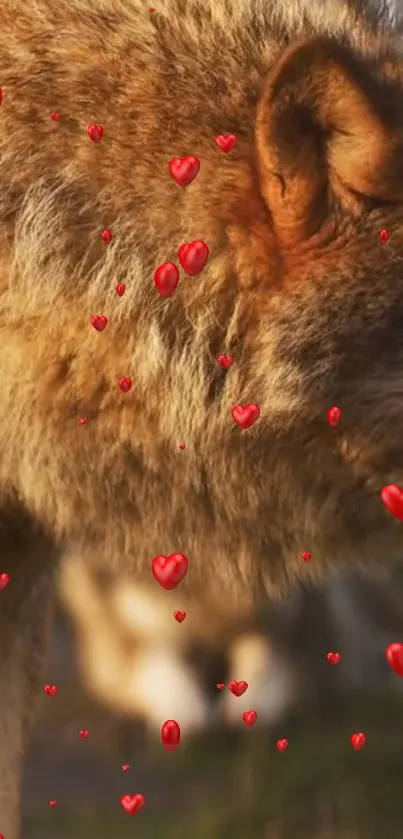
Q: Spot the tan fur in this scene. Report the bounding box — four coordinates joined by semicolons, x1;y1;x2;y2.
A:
1;0;403;834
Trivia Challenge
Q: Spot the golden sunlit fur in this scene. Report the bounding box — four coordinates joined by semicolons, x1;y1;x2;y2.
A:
1;0;403;835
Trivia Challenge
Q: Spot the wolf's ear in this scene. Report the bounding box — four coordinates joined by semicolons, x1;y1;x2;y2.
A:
256;37;403;246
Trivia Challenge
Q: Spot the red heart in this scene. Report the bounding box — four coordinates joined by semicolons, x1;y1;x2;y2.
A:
242;710;257;727
215;134;237;153
350;732;366;751
48;800;58;807
231;404;260;430
301;551;312;562
217;354;234;369
178;443;186;450
327;405;341;427
228;680;248;697
178;241;209;276
50;112;60;121
44;684;58;697
173;610;187;623
326;652;341;665
120;793;146;814
91;314;108;332
78;417;88;425
216;683;225;690
0;573;10;590
151;553;189;590
154;262;180;298
276;739;288;752
79;729;89;739
118;377;132;393
122;763;130;771
100;229;112;243
161;719;181;751
168;155;200;187
381;484;403;521
386;642;403;677
87;123;103;143
116;283;126;296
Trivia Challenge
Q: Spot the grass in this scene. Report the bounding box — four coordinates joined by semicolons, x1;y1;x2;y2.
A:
23;689;403;839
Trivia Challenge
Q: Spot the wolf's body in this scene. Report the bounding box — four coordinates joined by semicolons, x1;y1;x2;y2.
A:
1;0;403;835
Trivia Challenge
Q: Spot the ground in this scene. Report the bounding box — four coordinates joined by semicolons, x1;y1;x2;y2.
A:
21;613;403;839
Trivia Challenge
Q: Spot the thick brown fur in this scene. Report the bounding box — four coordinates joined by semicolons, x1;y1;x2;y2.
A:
1;0;403;834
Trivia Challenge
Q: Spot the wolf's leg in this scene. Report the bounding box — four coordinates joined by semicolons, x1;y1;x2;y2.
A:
0;498;59;839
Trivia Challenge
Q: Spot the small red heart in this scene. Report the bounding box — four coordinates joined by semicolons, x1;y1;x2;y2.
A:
327;405;341;427
381;484;403;521
91;314;108;332
154;262;180;298
151;553;188;590
87;124;103;143
326;652;341;665
78;417;88;425
217;354;234;369
379;228;390;244
116;283;126;296
301;551;312;562
50;112;60;121
79;729;89;739
100;229;112;243
48;800;58;807
44;684;58;697
173;610;187;623
121;793;146;814
242;710;257;727
168;155;200;187
215;134;237;153
161;719;181;751
0;573;10;590
228;680;248;697
276;739;288;752
386;642;403;677
148;7;155;11
216;683;225;691
351;732;366;751
231;404;260;430
178;241;209;276
122;763;130;772
178;443;186;449
118;377;132;393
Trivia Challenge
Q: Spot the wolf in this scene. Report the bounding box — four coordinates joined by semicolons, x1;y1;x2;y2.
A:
1;0;403;834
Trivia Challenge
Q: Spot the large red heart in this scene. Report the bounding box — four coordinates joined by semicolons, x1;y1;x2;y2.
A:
87;124;103;143
161;719;181;751
242;710;257;727
228;680;248;697
381;484;403;520
120;793;145;814
326;651;341;665
173;610;187;623
217;354;234;369
44;684;58;697
178;241;209;276
276;739;288;752
151;553;189;589
215;134;237;153
91;314;108;332
232;404;260;429
154;262;180;298
350;732;366;751
386;642;403;677
168;156;200;187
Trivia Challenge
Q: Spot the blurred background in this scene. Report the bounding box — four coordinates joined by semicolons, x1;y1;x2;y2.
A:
22;555;403;839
